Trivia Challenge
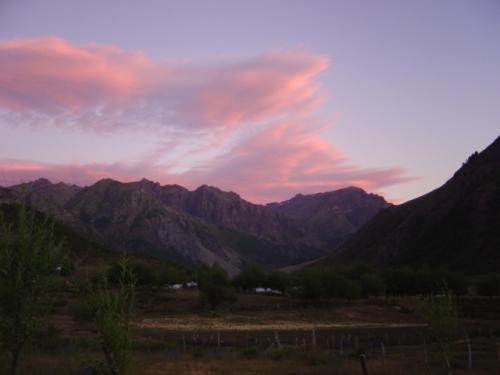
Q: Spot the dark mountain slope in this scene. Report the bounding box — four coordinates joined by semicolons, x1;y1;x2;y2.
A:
268;187;390;248
0;176;391;273
331;135;500;274
132;179;311;245
0;179;324;274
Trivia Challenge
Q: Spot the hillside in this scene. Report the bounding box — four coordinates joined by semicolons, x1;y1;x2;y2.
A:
330;135;500;274
0;178;390;274
268;187;390;248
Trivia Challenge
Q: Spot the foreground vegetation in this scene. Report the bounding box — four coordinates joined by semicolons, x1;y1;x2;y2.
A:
1;204;500;374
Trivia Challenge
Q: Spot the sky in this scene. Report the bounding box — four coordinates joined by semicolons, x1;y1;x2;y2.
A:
0;0;499;204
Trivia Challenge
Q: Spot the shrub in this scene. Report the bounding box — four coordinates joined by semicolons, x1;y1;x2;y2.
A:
85;256;136;375
266;271;291;294
198;263;236;309
360;273;386;297
232;264;267;291
417;289;458;372
0;203;64;375
477;274;500;296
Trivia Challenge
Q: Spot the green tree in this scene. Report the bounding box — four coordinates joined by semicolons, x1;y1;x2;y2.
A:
198;263;235;309
0;203;64;375
360;273;386;297
417;289;459;374
86;256;136;375
292;268;324;300
266;271;290;294
108;260;155;286
232;264;267;291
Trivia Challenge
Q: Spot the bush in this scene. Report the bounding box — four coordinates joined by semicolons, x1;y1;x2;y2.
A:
266;271;291;294
240;346;259;359
360;273;386;297
157;265;190;285
417;289;458;372
232;264;267;291
85;256;136;375
198;263;236;309
292;268;324;300
477;274;500;296
108;260;156;285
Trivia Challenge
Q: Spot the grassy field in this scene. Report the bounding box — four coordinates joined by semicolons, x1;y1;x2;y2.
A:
1;288;500;374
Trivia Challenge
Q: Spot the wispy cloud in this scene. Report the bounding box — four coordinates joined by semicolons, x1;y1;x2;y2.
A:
0;37;412;203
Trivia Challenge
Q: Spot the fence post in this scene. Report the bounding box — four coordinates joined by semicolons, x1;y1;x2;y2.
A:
359;354;369;375
423;336;432;375
274;330;282;349
464;330;472;371
312;328;316;351
381;341;386;369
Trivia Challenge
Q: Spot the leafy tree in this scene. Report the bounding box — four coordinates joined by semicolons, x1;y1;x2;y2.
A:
108;260;155;286
292;268;324;300
360;273;386;297
232;264;267;291
198;263;235;309
0;203;64;375
345;262;374;279
417;289;459;374
333;276;362;301
477;274;500;297
266;271;290;294
86;256;136;375
157;265;190;285
384;267;419;295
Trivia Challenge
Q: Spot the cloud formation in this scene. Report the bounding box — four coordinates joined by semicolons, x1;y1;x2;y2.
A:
0;38;327;132
0;37;412;203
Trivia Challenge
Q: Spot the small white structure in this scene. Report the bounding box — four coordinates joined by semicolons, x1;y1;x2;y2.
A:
254;287;282;295
186;281;198;288
165;283;184;290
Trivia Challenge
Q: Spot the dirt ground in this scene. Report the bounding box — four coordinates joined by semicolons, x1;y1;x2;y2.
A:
3;290;500;375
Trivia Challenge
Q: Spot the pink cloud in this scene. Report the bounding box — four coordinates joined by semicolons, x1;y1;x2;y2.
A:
0;37;413;203
0;38;327;132
0;125;413;203
179;121;414;202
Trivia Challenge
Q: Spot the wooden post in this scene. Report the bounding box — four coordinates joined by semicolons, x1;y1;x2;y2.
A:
340;335;344;356
355;336;359;352
312;328;316;351
274;330;282;349
359;354;369;375
444;354;452;375
464;330;472;371
381;342;386;369
182;334;186;350
423;336;432;375
217;331;221;350
399;339;404;375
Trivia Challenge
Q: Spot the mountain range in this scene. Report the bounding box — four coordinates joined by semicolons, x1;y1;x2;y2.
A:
330;135;500;274
0;178;388;274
